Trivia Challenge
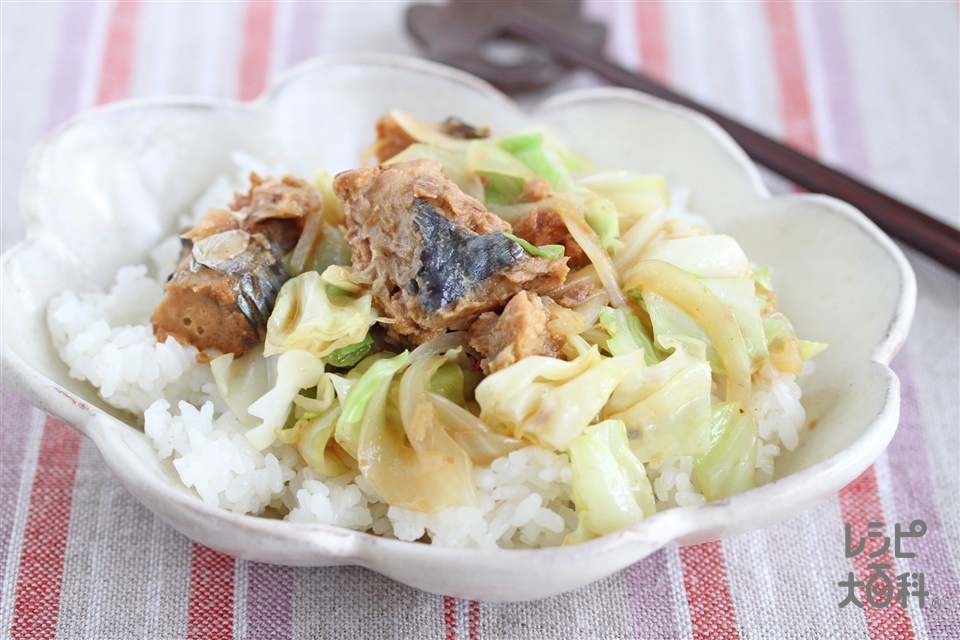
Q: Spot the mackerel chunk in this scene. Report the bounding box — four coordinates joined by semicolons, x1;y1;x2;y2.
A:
151;231;289;358
333;159;569;344
468;291;564;374
151;174;320;358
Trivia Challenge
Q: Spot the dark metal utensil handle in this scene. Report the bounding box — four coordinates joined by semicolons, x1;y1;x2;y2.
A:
504;11;960;273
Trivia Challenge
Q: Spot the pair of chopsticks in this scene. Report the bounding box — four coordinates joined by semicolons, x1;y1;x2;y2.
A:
410;3;960;273
505;12;960;273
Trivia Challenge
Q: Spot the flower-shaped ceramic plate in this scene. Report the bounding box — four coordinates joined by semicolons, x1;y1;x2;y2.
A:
0;54;916;602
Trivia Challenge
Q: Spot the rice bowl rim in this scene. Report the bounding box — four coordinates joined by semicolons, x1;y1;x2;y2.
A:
0;53;916;601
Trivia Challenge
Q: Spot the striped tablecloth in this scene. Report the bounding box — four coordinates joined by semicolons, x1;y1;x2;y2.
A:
1;2;957;639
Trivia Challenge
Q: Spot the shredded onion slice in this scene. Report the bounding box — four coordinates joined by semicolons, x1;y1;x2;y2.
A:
626;259;751;402
548;195;627;308
613;204;667;274
408;331;468;363
427;393;525;465
288;200;325;275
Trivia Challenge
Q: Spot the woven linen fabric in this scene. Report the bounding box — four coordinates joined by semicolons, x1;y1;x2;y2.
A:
1;2;957;639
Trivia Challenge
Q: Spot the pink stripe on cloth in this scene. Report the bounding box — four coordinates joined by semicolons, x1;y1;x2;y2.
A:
626;6;683;632
624;548;679;638
96;0;141;104
888;352;960;639
634;5;736;636
764;0;818;155
7;2;143;631
236;4;294;636
10;418;83;640
634;0;670;83
798;4;947;630
764;2;916;636
43;1;96;131
239;0;277;101
245;562;293;639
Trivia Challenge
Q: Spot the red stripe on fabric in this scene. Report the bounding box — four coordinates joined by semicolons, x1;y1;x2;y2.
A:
640;2;736;635
443;596;457;640
680;541;738;639
187;544;235;640
468;599;481;640
634;0;669;82
239;0;277;101
96;0;141;104
637;3;736;636
763;1;916;635
10;418;82;640
837;469;916;639
10;3;139;634
763;0;818;155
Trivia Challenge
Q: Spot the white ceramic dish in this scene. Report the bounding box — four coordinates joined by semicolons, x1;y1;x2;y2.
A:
1;54;916;602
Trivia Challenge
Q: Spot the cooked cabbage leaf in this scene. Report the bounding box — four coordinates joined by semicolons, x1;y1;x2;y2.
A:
583;194;620;249
577;171;670;217
312;169;345;227
598;306;659;365
476;346;642;451
498;131;576;191
278;405;349;477
326;333;374;368
265;266;378;361
566;419;656;543
245;349;326;450
694;401;757;501
643;235;751;279
763;311;828;374
502;231;565;259
334;351;408;459
604;336;712;464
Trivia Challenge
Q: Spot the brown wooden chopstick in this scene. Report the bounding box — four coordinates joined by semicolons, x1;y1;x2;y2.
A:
504;12;960;273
